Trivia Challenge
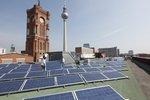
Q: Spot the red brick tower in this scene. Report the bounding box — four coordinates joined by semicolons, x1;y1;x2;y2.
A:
25;2;50;62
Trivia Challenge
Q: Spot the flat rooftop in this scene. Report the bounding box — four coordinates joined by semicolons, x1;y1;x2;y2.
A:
0;59;148;100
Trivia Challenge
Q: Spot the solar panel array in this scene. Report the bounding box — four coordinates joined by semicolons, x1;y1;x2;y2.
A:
25;85;125;100
0;59;128;95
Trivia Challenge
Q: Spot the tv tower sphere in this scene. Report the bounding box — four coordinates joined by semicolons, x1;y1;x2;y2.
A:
61;7;68;19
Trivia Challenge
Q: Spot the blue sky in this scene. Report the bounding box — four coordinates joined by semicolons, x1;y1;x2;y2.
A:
0;0;150;54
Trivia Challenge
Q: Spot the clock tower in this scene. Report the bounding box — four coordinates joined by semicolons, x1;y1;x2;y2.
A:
25;2;50;62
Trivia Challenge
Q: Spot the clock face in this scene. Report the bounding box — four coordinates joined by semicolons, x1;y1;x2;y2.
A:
40;17;45;23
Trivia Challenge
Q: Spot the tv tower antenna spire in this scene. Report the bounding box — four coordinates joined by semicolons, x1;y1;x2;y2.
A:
61;0;69;52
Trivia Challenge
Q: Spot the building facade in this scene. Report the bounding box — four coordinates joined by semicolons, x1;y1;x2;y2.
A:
75;47;95;59
128;50;134;56
0;53;33;64
25;3;50;62
98;47;119;57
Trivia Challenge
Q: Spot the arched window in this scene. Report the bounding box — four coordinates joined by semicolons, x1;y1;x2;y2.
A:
40;42;42;50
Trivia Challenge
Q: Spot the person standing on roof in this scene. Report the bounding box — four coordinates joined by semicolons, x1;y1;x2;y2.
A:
41;53;47;71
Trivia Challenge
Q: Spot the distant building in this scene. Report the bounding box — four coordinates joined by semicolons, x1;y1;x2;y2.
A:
0;53;33;64
0;48;6;55
10;44;16;53
83;43;90;48
75;47;95;59
98;47;119;57
128;50;134;56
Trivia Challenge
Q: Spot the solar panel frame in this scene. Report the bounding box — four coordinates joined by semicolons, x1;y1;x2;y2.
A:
75;85;125;100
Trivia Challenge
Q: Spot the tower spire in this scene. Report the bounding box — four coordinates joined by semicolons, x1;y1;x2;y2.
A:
38;0;40;6
64;0;66;8
61;0;69;52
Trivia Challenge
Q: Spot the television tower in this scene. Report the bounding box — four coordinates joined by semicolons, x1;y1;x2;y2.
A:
61;0;68;52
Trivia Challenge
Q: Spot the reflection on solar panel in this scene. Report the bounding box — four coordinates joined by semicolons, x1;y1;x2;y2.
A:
75;86;124;100
50;69;68;76
81;72;107;82
57;74;83;85
0;80;23;95
25;92;74;100
84;68;100;72
27;71;47;78
23;77;55;90
103;71;126;79
68;68;85;74
1;72;27;80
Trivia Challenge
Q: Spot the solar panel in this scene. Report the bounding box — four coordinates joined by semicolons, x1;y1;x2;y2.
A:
79;65;91;68
0;66;16;74
103;71;126;79
57;74;83;86
75;86;124;100
27;71;47;78
23;77;55;90
112;67;128;71
68;68;85;74
1;72;27;80
11;65;30;73
30;65;43;71
99;67;114;72
7;64;19;68
63;65;74;69
90;64;100;67
50;69;68;76
0;80;24;95
24;92;74;100
81;72;107;82
46;61;62;70
84;68;100;72
0;64;7;68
